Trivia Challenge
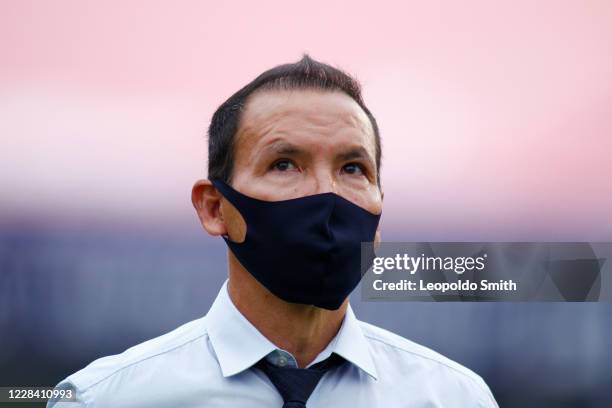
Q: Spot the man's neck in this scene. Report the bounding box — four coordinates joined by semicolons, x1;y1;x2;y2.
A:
227;256;347;368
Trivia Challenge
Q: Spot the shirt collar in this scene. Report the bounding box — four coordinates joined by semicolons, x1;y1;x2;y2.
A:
332;304;378;380
206;280;378;380
206;280;277;377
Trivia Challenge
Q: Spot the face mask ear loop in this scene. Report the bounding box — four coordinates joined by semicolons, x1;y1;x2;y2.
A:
211;180;243;244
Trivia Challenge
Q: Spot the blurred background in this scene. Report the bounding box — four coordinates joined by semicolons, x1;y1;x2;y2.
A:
1;1;611;407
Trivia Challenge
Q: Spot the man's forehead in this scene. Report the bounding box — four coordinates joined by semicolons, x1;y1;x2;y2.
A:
237;89;374;142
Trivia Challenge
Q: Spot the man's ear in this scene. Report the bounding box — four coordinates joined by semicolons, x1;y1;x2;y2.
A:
374;225;382;251
374;187;383;250
191;179;228;236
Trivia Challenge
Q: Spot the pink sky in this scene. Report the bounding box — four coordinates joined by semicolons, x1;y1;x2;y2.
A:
1;0;611;240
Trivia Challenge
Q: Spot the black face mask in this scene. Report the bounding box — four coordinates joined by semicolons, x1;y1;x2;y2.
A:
211;179;382;310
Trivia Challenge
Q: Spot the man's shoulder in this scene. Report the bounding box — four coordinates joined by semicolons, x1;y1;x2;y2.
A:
357;319;494;399
59;316;209;393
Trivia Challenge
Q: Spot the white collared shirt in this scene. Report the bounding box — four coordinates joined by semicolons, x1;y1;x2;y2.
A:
48;281;498;407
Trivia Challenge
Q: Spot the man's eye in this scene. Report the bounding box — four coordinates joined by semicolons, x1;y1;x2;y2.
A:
271;159;297;172
342;163;365;176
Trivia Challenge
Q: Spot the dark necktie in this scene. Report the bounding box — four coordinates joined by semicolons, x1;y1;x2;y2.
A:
255;352;346;408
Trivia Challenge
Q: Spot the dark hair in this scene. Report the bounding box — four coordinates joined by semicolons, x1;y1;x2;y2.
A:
207;54;382;185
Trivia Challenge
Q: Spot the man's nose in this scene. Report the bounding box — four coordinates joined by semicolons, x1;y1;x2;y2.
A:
311;172;337;195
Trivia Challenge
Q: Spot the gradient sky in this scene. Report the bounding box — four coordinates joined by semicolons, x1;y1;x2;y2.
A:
1;0;611;240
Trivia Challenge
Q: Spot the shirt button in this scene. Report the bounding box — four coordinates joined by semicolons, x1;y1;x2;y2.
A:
278;357;287;367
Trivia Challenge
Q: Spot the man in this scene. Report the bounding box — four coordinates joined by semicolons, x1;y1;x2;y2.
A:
49;55;498;407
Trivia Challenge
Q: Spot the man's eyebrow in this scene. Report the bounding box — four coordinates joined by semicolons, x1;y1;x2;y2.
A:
260;140;307;157
337;146;375;166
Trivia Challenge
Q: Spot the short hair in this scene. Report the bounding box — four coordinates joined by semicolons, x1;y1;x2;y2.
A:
207;54;382;185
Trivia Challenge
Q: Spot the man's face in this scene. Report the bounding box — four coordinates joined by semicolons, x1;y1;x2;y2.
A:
205;88;383;244
229;89;382;209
